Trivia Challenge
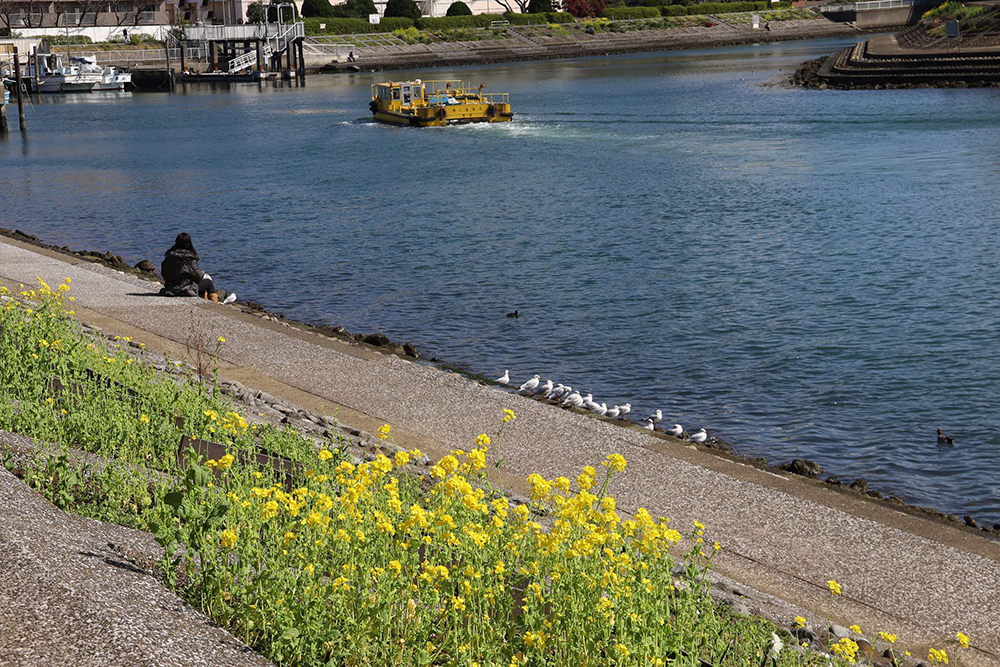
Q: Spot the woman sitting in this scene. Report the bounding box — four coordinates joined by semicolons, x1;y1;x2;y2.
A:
159;232;218;301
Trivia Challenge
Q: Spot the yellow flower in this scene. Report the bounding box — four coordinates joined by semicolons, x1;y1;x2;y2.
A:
217;336;226;343
139;414;150;424
217;454;235;470
475;433;491;447
878;632;897;644
928;647;949;665
220;529;238;548
603;454;627;472
827;579;842;596
318;449;333;461
378;424;391;440
713;541;721;552
204;410;218;421
849;625;862;634
795;617;807;628
394;451;410;468
388;560;402;576
38;339;50;348
956;632;969;649
303;563;315;575
502;408;517;423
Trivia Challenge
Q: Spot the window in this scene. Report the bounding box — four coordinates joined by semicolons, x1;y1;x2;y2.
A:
402;86;411;104
391;88;400;101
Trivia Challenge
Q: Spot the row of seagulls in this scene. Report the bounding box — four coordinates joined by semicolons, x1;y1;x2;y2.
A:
499;373;712;443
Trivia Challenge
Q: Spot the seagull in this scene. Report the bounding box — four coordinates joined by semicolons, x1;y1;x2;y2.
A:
222;292;237;305
506;309;519;318
937;428;954;445
563;391;584;408
581;393;595;409
589;402;607;416
689;428;707;443
534;379;553;396
519;375;540;394
546;383;565;400
605;405;620;419
648;409;663;424
643;419;655;431
619;403;631;419
665;423;684;438
496;370;510;385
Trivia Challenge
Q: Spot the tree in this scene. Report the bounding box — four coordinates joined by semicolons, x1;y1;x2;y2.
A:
246;1;266;22
384;0;421;19
446;1;472;14
333;0;377;18
527;0;553;11
301;0;335;17
563;0;604;15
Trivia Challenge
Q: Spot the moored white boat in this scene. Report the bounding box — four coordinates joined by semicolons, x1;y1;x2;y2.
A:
27;54;131;93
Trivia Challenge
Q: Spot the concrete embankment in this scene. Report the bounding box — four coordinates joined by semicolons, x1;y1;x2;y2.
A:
319;19;875;73
2;235;1000;665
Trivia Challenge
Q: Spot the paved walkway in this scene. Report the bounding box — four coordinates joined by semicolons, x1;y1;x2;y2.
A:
2;238;999;665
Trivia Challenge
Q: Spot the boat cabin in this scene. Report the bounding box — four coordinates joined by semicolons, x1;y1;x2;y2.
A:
372;80;425;111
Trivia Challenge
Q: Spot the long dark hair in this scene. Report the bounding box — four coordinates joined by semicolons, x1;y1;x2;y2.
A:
169;232;199;258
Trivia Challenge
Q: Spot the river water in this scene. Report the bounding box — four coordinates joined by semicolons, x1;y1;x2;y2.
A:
3;35;1000;523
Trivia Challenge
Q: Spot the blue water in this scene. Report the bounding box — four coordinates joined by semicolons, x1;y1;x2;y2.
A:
3;35;1000;523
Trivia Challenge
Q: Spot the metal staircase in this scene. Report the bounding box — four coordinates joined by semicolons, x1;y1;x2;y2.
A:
228;42;272;73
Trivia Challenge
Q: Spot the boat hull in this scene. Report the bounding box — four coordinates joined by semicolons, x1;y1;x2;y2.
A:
372;106;513;127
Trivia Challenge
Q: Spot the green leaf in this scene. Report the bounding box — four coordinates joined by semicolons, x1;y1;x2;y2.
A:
163;491;184;510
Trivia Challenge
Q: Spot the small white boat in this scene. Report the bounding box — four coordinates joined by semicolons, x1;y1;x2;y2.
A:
27;54;130;93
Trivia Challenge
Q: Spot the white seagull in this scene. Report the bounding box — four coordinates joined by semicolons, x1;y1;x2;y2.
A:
535;379;553;396
648;409;663;423
605;405;620;419
563;391;584;408
689;428;708;443
519;375;540;394
619;403;631;418
643;419;655;431
665;423;684;438
589;402;607;416
549;384;569;400
222;292;237;305
496;370;510;385
581;393;595;409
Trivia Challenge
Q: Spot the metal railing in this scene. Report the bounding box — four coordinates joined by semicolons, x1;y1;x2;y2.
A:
181;22;304;43
821;0;912;12
228;43;271;72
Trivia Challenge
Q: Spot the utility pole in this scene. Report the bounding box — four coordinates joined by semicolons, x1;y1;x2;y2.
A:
13;46;25;132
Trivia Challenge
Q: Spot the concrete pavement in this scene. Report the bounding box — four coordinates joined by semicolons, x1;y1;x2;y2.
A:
2;237;998;665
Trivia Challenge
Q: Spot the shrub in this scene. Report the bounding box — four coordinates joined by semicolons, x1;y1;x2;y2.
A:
332;0;378;17
301;0;336;17
385;0;422;19
546;10;573;21
502;11;570;23
302;16;414;33
660;5;687;15
603;5;659;18
564;0;606;17
446;0;473;14
245;1;266;23
415;14;496;28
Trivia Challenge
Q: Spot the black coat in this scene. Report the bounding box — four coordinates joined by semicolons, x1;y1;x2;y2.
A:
160;248;205;297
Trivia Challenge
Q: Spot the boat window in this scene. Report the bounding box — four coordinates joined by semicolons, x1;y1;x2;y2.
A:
391;88;400;101
402;86;411;104
412;84;422;99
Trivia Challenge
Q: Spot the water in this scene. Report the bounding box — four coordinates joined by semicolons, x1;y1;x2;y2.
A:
3;35;1000;523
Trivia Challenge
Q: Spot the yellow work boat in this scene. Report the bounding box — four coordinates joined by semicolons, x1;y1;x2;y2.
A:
369;79;513;127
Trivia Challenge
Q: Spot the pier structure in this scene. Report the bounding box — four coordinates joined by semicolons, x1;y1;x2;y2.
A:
173;22;307;82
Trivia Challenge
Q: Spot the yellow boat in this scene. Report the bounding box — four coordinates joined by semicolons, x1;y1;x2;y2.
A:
369;79;513;127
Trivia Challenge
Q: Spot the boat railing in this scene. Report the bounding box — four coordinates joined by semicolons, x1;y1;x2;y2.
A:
423;87;509;105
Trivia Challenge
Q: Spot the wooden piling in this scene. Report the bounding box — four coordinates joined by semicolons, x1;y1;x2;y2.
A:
32;46;39;94
297;40;305;84
256;39;263;72
13;46;25;132
180;41;187;73
164;42;174;91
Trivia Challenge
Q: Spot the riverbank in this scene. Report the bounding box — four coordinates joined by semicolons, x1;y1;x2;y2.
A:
3;227;998;537
3;235;1000;664
320;19;880;73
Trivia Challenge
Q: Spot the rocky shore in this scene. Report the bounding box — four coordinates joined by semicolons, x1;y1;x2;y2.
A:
791;54;1000;89
4;227;999;541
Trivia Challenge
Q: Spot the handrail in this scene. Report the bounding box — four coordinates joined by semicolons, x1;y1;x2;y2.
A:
821;0;912;11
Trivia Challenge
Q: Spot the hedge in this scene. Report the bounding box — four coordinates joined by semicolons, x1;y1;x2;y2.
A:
302;16;414;34
414;14;498;28
659;0;789;15
501;11;577;24
603;5;660;18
